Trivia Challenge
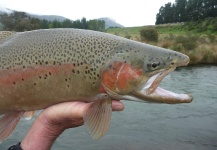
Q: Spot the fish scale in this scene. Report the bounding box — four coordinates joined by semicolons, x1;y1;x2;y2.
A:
0;28;192;141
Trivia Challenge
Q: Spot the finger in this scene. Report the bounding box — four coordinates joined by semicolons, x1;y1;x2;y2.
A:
112;100;124;111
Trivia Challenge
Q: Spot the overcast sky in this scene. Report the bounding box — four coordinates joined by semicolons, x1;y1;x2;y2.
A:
0;0;175;27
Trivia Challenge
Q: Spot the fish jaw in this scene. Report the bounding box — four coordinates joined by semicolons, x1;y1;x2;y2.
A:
131;68;193;104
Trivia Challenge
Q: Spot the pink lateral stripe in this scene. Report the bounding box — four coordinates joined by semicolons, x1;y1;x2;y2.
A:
0;64;75;84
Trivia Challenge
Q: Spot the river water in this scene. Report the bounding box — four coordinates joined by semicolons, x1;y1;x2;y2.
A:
1;65;217;150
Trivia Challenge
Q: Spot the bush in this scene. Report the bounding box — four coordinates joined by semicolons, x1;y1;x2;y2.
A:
171;44;183;51
174;35;198;51
212;23;217;32
140;28;158;42
161;41;172;48
207;34;216;43
124;33;132;39
114;32;119;36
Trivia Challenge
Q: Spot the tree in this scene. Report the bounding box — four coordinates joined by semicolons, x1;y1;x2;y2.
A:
0;11;40;31
88;19;105;31
175;0;187;22
72;19;82;28
40;19;49;29
62;19;73;28
81;17;88;29
156;0;217;24
156;6;165;24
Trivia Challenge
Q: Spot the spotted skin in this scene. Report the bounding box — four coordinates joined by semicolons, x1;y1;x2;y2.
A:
0;29;120;113
0;28;190;114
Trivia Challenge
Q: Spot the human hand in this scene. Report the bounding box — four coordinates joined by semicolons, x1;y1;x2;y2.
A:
20;100;124;150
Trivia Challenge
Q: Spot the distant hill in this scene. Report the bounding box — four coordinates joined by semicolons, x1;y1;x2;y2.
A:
98;17;124;29
28;14;70;22
0;7;124;29
0;7;70;22
0;7;13;14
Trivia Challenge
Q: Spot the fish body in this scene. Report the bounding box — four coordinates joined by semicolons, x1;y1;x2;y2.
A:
0;29;193;140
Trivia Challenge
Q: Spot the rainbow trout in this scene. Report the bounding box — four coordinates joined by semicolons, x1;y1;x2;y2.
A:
0;29;193;141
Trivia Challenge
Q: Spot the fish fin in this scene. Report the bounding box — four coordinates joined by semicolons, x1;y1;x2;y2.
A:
0;31;16;43
84;94;112;140
0;112;24;142
23;111;35;120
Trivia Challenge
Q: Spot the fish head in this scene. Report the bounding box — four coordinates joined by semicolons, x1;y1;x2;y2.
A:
101;41;193;104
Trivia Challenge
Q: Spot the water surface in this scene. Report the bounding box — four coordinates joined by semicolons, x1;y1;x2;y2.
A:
1;65;217;150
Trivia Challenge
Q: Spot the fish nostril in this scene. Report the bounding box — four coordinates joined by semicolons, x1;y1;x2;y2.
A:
171;62;175;65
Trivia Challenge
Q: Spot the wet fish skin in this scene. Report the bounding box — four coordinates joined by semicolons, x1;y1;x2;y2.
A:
0;29;118;114
0;29;192;141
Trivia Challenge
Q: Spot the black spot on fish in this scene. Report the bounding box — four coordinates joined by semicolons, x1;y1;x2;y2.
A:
39;76;42;79
72;69;75;73
13;82;16;85
49;72;52;75
67;85;69;87
34;83;36;85
77;70;80;74
22;78;24;81
65;79;67;81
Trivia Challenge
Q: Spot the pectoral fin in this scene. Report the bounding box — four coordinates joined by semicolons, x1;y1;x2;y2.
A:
0;111;24;142
23;111;35;120
84;94;112;140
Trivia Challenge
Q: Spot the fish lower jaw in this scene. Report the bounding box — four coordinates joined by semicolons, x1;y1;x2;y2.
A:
147;87;193;104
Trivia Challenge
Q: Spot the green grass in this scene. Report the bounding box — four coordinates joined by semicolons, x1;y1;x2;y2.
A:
107;18;217;37
106;26;144;37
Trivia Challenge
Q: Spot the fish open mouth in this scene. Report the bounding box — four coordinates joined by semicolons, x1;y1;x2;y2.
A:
133;67;193;104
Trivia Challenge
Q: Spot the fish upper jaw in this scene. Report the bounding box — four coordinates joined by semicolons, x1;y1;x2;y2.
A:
173;53;190;67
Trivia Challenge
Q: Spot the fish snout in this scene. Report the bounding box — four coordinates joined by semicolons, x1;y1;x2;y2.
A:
172;53;190;67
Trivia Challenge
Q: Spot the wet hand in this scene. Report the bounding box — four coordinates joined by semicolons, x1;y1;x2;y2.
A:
21;101;124;150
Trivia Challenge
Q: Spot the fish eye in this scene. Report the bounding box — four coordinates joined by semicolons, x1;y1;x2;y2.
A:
147;62;160;70
152;63;158;68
